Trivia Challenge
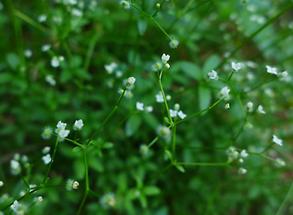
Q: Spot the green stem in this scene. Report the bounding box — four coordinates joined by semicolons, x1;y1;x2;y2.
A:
158;70;173;125
172;125;176;154
177;161;230;167
175;98;223;126
131;3;172;41
77;149;90;215
43;137;59;184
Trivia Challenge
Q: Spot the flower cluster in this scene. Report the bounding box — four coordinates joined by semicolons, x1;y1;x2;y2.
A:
42;146;51;165
153;53;171;71
169;104;187;120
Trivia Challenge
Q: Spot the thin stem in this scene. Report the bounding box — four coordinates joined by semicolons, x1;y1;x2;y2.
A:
84;32;99;71
177;161;230;167
158;70;173;125
43;137;59;184
131;3;172;41
77;149;90;215
172;125;177;154
147;136;159;148
175;98;223;126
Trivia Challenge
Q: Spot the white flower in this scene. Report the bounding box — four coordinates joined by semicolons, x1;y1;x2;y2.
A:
161;54;170;64
169;38;179;49
279;71;291;82
100;193;116;208
10;160;21;175
58;129;70;140
152;62;163;71
45;75;56;86
246;101;254;112
72;181;79;190
41;44;51;52
125;76;136;89
105;62;117;74
120;0;130;9
238;167;247;175
272;135;283;146
169;109;178;118
24;49;32;58
226;147;239;162
10;200;21;213
155;92;164;103
51;56;60;68
266;65;278;75
136;102;144;111
174;103;180;111
56;121;67;131
224;103;230;109
35;196;43;203
208;70;219;80
0;181;3;187
38;14;47;23
275;158;286;167
240;150;248;158
219;86;230;100
73;119;84;130
164;63;170;69
231;61;243;71
257;105;266;114
42;146;51;154
145;106;153;112
42;154;52;165
177;110;186;119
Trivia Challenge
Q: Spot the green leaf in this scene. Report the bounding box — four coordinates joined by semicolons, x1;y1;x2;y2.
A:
137;19;147;35
144;186;160;196
125;114;141;136
198;85;211;110
174;163;185;173
172;61;202;80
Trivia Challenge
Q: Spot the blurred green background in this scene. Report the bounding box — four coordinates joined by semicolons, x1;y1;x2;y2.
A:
0;0;292;214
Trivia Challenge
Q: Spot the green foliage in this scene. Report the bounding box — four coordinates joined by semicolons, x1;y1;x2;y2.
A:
0;0;292;215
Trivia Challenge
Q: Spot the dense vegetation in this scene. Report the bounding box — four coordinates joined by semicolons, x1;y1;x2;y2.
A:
0;0;292;214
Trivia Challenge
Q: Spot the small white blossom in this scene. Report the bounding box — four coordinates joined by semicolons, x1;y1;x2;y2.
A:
257;105;266;114
169;38;179;49
161;54;170;64
219;86;230;100
157;125;171;142
152;62;163;72
266;65;278;75
272;135;283;146
24;49;32;58
240;150;248;158
169;109;178;118
226;147;239;162
34;196;43;203
0;181;3;187
136;102;144;111
125;76;136;89
56;121;67;131
238;167;247;175
51;56;61;68
10;200;21;214
279;71;291;82
224;103;230;109
42;154;52;165
120;0;130;9
208;70;219;80
73;119;84;130
45;75;56;86
155;92;164;103
42;146;51;154
105;62;117;74
231;61;243;71
58;129;70;140
145;106;153;112
72;181;79;190
177;110;186;119
41;44;51;52
275;158;286;167
10;160;21;175
246;101;254;112
100;193;116;208
38;14;47;23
